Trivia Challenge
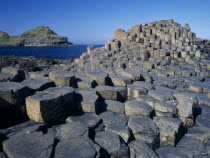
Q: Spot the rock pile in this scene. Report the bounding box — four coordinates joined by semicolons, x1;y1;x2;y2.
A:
0;19;210;158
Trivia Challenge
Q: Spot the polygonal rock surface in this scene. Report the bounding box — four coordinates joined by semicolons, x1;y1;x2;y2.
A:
120;69;141;81
127;84;148;99
174;93;199;127
153;116;183;146
75;88;100;113
29;72;48;79
125;100;154;116
129;140;159;158
66;112;101;129
128;115;159;137
55;137;100;158
49;70;76;87
55;122;88;140
1;66;25;81
105;123;131;143
110;75;132;87
153;101;177;117
114;86;127;102
176;136;207;157
3;132;54;158
103;100;125;114
76;76;97;88
148;90;174;102
0;82;30;108
132;81;154;90
95;85;117;100
26;92;62;123
186;125;210;142
22;78;54;92
0;73;14;82
86;71;109;85
44;86;75;114
94;131;129;157
99;111;128;125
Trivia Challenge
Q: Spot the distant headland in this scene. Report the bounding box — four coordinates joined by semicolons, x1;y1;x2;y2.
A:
0;26;73;47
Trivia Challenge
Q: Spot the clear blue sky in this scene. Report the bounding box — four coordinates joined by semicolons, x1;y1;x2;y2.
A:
0;0;210;45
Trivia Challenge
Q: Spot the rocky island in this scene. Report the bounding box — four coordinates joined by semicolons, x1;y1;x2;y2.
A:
0;19;210;158
0;26;73;47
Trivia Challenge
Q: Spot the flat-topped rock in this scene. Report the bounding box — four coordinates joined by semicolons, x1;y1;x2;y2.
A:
132;81;154;90
148;90;174;102
99;111;128;125
86;71;109;85
129;140;159;158
186;125;210;142
66;112;101;129
94;131;129;157
128;115;159;139
174;93;199;127
154;101;177;117
153;116;183;146
49;70;76;87
76;76;97;88
127;84;148;99
119;69;141;81
55;137;100;158
26;92;62;123
105;123;131;143
0;73;15;82
22;78;54;92
3;132;54;158
0;82;30;108
29;72;48;79
75;88;100;113
125;100;154;116
114;86;127;102
103;100;125;114
110;75;132;87
54;122;88;140
1;66;25;81
44;86;75;115
95;85;117;100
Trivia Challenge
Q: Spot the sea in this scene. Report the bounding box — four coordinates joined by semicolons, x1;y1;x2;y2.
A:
0;45;103;59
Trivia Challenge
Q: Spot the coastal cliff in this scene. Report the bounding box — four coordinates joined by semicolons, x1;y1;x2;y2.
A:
0;26;73;47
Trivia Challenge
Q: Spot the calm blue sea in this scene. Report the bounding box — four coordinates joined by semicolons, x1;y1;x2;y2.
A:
0;45;103;59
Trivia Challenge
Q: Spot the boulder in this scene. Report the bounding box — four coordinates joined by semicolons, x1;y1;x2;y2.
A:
3;132;54;158
114;29;125;40
94;131;129;157
114;86;127;102
153;101;177;117
125;100;154;116
49;70;76;87
54;137;100;158
26;92;63;123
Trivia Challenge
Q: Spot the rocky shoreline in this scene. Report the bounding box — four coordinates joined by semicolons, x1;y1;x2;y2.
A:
0;19;210;158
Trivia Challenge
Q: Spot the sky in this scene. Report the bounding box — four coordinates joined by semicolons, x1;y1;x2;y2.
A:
0;0;210;45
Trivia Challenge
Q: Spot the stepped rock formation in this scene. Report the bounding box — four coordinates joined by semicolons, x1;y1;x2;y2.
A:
1;19;210;157
0;26;73;47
